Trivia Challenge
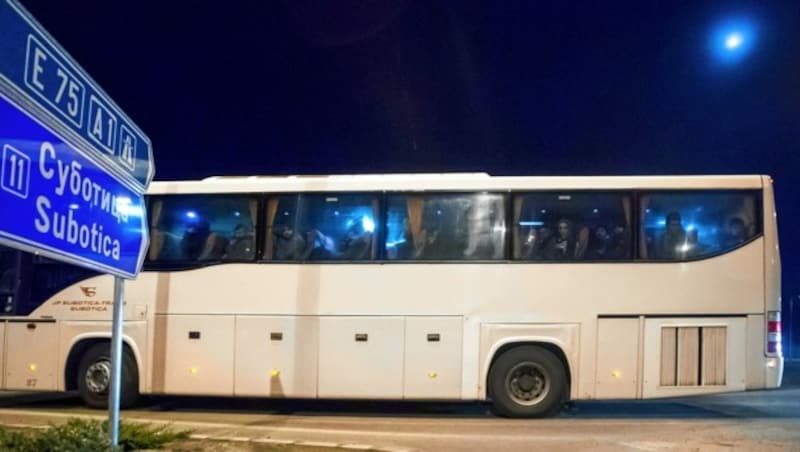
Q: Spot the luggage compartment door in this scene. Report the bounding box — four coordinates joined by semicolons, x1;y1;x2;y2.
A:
403;316;463;399
155;314;234;396
234;315;318;397
318;316;404;398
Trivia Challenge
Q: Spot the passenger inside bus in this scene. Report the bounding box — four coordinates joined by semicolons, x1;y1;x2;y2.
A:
542;219;576;260
656;211;686;260
273;225;307;260
339;221;373;260
722;217;748;248
384;193;506;261
224;224;255;260
540;219;590;260
301;221;374;261
182;220;227;261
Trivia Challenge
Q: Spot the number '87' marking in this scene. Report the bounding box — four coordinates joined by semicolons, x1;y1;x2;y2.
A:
1;144;31;199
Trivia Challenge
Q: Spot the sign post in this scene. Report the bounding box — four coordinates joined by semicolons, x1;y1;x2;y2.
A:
0;1;153;447
109;276;125;445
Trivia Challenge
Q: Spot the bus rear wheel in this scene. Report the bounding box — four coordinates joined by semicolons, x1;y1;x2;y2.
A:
488;345;567;418
76;343;139;409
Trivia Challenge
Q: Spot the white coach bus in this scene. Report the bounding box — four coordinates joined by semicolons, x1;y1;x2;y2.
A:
0;173;784;417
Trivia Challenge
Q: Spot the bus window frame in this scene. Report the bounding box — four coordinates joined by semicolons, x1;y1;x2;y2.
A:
141;188;765;270
260;191;385;264
380;190;510;263
634;188;764;263
509;189;636;264
143;192;263;271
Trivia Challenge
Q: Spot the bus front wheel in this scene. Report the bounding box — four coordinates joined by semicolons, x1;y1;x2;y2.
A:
76;343;139;409
488;345;567;418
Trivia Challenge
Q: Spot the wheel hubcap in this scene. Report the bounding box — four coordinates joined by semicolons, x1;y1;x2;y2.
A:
506;361;550;406
85;359;111;394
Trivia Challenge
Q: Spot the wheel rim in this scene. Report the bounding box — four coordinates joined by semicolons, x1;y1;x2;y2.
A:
85;359;111;394
505;361;550;406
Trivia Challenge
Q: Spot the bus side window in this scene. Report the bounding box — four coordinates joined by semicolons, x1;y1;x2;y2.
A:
513;193;632;261
266;194;378;262
639;191;761;261
385;193;506;261
147;195;258;265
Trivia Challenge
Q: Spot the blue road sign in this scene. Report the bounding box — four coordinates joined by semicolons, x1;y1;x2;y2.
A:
0;0;153;190
0;94;147;278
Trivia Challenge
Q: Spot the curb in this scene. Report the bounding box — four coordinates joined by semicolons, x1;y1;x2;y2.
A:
0;418;413;452
187;433;411;451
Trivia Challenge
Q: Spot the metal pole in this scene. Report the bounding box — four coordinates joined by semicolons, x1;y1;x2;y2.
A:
108;276;125;448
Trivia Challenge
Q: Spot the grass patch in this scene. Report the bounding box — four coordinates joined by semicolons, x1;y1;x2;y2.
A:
0;418;189;451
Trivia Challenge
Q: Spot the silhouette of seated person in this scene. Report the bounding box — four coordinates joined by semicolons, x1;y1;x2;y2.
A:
340;221;373;260
542;219;578;260
181;220;212;261
722;217;748;249
302;221;373;261
611;225;629;258
148;215;182;262
587;225;629;259
587;226;613;259
656;211;686;259
273;225;307;260
683;228;711;257
302;229;338;260
224;224;255;260
192;221;228;261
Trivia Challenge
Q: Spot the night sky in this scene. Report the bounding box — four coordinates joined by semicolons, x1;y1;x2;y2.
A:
19;1;800;312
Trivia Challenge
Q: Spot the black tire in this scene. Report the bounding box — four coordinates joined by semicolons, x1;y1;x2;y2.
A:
76;343;139;409
488;345;567;418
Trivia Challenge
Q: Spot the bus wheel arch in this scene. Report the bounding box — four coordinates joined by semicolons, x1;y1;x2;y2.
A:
486;342;571;417
65;338;140;409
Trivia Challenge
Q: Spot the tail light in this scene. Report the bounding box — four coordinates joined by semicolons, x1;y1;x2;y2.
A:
767;311;782;356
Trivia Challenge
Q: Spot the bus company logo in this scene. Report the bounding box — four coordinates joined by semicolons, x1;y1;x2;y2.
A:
79;286;97;297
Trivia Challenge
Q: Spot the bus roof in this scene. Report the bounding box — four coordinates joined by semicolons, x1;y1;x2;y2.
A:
147;173;765;194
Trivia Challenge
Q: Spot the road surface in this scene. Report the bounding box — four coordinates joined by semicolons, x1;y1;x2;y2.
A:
0;363;797;451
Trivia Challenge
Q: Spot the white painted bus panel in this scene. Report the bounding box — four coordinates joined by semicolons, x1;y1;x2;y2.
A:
318;317;404;398
595;318;640;399
145;241;764;320
0;322;5;389
403;316;463;399
746;314;766;389
234;315;318;398
6;321;58;390
153;314;234;396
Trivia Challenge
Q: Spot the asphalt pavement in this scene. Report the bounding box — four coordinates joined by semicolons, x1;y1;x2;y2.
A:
0;362;797;451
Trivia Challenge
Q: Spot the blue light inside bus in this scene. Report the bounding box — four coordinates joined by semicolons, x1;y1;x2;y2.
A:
185;211;198;220
362;215;375;233
386;238;407;248
518;221;544;227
